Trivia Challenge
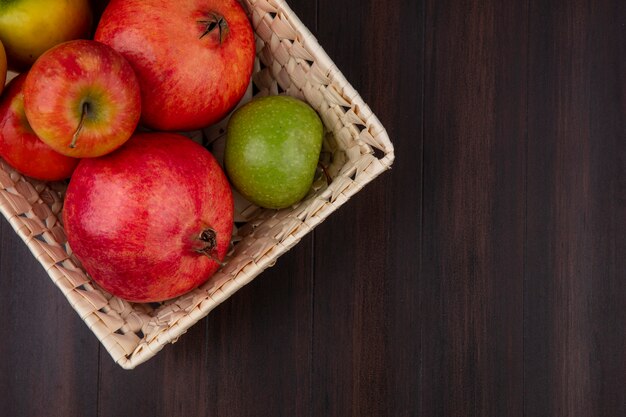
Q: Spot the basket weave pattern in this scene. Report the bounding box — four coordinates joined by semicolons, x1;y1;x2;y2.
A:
0;0;394;369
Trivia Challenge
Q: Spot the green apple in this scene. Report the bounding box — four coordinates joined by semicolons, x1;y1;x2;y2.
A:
225;95;324;209
0;0;92;71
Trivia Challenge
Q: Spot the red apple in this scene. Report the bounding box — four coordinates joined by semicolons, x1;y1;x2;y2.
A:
0;74;79;181
94;0;255;131
23;39;141;158
63;132;234;303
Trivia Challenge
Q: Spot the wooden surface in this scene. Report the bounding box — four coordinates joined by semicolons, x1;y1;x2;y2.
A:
0;0;624;416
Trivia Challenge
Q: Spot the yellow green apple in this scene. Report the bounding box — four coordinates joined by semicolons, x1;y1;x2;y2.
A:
0;0;92;71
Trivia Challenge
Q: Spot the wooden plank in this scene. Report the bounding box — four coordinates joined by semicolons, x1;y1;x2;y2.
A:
97;317;213;416
420;0;527;415
203;245;314;417
0;217;99;417
312;0;422;415
525;0;626;415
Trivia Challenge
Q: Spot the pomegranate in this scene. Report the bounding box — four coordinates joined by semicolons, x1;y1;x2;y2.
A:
94;0;256;131
63;132;233;303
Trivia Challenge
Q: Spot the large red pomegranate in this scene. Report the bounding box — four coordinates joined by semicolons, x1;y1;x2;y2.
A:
63;132;233;303
94;0;255;131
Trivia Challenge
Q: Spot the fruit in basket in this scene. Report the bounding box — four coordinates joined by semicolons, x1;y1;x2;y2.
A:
94;0;255;131
22;39;141;158
224;95;324;209
0;74;79;181
0;0;92;71
63;132;234;303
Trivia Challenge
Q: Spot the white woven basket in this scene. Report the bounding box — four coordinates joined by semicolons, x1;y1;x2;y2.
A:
0;0;394;369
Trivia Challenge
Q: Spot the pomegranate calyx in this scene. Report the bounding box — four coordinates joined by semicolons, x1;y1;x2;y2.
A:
194;227;224;265
198;13;229;44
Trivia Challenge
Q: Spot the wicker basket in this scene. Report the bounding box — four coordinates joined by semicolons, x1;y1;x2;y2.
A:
0;0;394;369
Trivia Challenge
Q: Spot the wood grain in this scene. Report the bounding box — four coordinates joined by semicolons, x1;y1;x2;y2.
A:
420;0;527;416
312;0;421;416
0;218;100;417
525;0;626;416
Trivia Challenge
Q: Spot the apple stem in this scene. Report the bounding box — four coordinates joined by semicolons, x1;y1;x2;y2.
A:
198;13;229;44
70;101;90;149
194;228;225;266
